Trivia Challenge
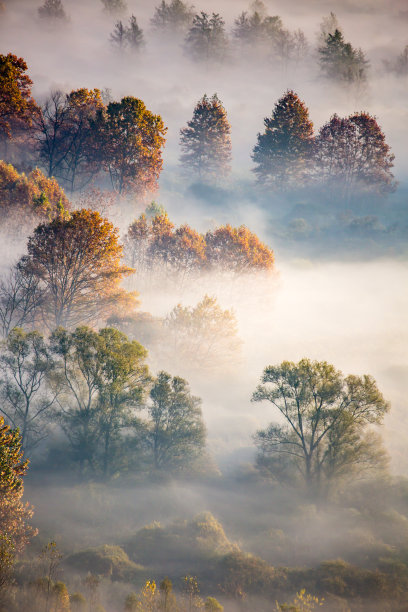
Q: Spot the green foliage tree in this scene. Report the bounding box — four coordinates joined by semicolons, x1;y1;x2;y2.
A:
319;29;368;85
51;326;149;478
151;0;194;36
18;209;134;329
92;97;167;196
252;359;390;497
164;295;242;372
252;90;314;190
184;12;229;63
38;0;68;21
145;371;206;471
180;94;232;181
0;328;55;452
315;112;396;199
205;596;224;611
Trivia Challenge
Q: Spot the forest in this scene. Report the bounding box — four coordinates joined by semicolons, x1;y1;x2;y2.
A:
0;0;408;610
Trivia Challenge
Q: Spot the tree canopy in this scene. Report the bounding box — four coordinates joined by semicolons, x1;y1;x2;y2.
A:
253;358;390;497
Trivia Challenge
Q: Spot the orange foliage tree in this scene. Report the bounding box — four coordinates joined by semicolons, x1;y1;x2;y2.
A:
0;161;70;230
18;209;136;329
0;53;37;143
92;97;167;197
0;417;36;597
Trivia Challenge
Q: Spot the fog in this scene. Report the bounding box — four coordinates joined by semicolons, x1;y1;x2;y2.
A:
1;0;408;609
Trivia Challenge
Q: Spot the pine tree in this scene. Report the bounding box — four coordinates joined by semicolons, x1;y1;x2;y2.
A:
252;90;314;190
184;12;229;63
126;15;144;51
319;29;369;84
151;0;194;35
101;0;127;15
38;0;68;21
180;94;231;181
110;20;126;50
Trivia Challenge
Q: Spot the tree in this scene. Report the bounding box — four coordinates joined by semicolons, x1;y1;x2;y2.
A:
184;12;229;63
101;0;126;15
252;90;314;190
318;29;369;85
252;359;390;497
205;224;275;274
110;20;126;50
18;209;134;330
0;266;44;338
0;161;70;228
0;53;37;150
126;15;144;51
0;328;55;452
151;0;194;36
205;597;224;611
164;295;242;372
38;0;68;21
92;97;167;196
34;89;104;192
180;94;232;181
145;371;206;471
50;326;150;478
0;417;36;599
315;112;396;200
317;11;339;46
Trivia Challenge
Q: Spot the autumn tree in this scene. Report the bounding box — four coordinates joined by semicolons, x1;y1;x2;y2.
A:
180;94;232;181
164;295;242;372
184;12;229;63
0;53;37;155
144;371;206;471
252;358;390;498
315;112;396;200
18;209;135;330
252;90;315;190
50;326;149;478
318;29;369;85
38;0;68;21
0;417;36;600
0;328;55;452
205;224;275;274
92;97;167;196
151;0;194;36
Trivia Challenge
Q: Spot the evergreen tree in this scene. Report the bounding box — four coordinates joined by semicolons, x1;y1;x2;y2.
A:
319;29;369;84
252;90;314;190
126;15;144;51
101;0;127;15
151;0;194;35
184;12;229;63
38;0;68;21
110;20;126;50
180;94;231;181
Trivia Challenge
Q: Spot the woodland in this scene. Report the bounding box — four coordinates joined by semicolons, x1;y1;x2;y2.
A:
0;0;408;611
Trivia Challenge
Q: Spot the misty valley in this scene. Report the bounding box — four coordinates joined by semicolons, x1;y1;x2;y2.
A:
0;0;408;611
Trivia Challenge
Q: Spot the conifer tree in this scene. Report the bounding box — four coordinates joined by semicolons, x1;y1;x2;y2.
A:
252;90;314;189
179;94;231;181
126;15;144;51
319;29;369;84
151;0;194;35
38;0;68;21
184;12;229;63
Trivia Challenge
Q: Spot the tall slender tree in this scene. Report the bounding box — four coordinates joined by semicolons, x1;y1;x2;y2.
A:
184;12;229;63
252;90;314;189
180;94;232;181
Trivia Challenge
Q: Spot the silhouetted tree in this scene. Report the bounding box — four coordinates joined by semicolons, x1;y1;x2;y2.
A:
110;20;126;50
180;94;231;181
185;12;229;63
151;0;194;35
315;112;396;199
252;90;314;189
101;0;126;15
38;0;68;21
126;15;144;51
